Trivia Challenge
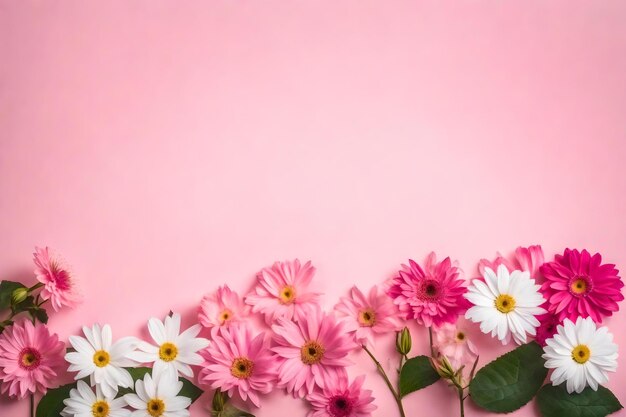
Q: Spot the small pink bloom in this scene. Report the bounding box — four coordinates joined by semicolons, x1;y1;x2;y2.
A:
0;320;65;398
387;252;469;327
33;246;80;311
272;308;354;398
540;248;623;323
334;286;402;348
198;285;248;333
198;325;275;407
245;259;320;324
433;322;478;370
534;313;561;346
306;374;376;417
479;245;544;279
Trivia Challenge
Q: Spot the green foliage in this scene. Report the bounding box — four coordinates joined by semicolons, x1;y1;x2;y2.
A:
399;355;440;397
537;384;623;417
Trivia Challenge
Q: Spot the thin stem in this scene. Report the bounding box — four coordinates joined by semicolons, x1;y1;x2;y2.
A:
363;346;406;417
28;282;44;292
30;393;35;417
428;327;435;356
458;387;465;417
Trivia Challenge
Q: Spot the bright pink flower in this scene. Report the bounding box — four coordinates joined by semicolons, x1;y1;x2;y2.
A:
0;320;65;398
246;259;320;324
540;249;623;323
433;322;478;370
33;246;80;311
479;245;544;279
272;308;354;398
534;313;561;346
198;325;275;407
306;374;376;417
198;285;248;333
387;252;469;327
334;286;402;348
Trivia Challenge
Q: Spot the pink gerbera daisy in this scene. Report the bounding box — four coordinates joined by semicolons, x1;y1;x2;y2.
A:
540;249;624;323
272;308;354;398
198;285;248;333
334;286;402;348
33;246;80;311
198;325;275;407
246;259;320;323
0;320;65;398
479;245;545;279
387;252;469;327
306;374;376;417
433;322;478;370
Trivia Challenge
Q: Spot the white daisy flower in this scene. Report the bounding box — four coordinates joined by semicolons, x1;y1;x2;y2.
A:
124;368;191;417
464;265;546;344
543;317;618;394
127;313;209;378
61;380;130;417
65;324;139;398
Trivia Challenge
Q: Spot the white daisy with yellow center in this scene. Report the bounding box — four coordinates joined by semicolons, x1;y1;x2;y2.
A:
465;265;546;345
128;313;209;378
124;369;191;417
61;380;130;417
543;317;618;394
65;324;139;398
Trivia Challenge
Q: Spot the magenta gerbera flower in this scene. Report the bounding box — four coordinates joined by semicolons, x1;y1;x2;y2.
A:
245;259;321;323
33;246;81;311
272;308;354;398
198;325;275;407
387;252;470;327
334;286;402;348
0;320;65;398
540;249;624;323
198;285;248;333
306;374;376;417
534;313;561;346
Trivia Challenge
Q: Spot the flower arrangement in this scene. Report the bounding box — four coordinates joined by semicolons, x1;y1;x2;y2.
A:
0;245;623;417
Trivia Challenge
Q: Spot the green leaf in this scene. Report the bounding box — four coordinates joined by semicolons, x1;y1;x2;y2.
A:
217;403;255;417
0;280;25;309
36;383;74;417
399;355;440;397
12;295;35;315
537;384;623;417
124;367;203;403
469;341;548;413
29;306;49;324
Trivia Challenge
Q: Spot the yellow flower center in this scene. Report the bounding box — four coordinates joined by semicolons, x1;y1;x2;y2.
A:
158;342;178;362
93;350;110;368
219;309;233;323
494;294;516;313
301;341;325;365
91;400;110;417
230;357;254;379
358;309;376;327
147;399;165;417
571;278;588;295
20;350;39;368
279;286;296;304
572;344;591;364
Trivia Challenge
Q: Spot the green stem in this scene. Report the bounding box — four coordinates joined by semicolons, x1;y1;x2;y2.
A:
428;327;435;356
363;346;406;417
28;282;44;292
458;386;465;417
30;393;35;417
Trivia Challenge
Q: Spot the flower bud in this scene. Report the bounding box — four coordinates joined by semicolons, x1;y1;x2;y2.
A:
396;327;412;355
211;388;227;413
430;355;456;379
11;287;28;304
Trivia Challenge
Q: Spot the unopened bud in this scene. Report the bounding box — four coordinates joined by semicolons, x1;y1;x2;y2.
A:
11;287;28;304
396;327;412;355
211;388;227;413
430;355;456;379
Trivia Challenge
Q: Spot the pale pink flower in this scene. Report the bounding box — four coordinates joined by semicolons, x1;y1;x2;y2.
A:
387;252;470;327
0;320;65;398
433;322;478;370
272;308;354;398
479;245;545;279
33;246;81;311
334;286;402;348
198;285;248;333
306;374;376;417
246;259;320;324
198;325;275;407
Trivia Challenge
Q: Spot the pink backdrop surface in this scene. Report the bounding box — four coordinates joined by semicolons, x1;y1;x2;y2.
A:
2;1;626;416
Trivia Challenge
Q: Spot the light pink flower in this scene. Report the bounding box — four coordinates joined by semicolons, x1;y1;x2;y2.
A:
246;259;320;323
334;286;402;348
433;322;478;370
387;252;469;327
198;325;275;407
540;248;623;323
479;245;545;279
198;285;248;333
306;374;376;417
272;308;354;398
33;246;81;311
0;320;65;398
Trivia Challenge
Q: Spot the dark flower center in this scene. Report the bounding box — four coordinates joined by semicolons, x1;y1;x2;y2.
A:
418;279;441;300
329;395;353;417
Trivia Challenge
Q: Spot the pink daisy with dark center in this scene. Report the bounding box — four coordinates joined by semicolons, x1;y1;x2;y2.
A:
540;249;624;323
387;252;470;327
306;374;376;417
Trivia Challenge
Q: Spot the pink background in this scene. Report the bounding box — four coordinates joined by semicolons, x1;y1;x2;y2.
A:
1;1;626;416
